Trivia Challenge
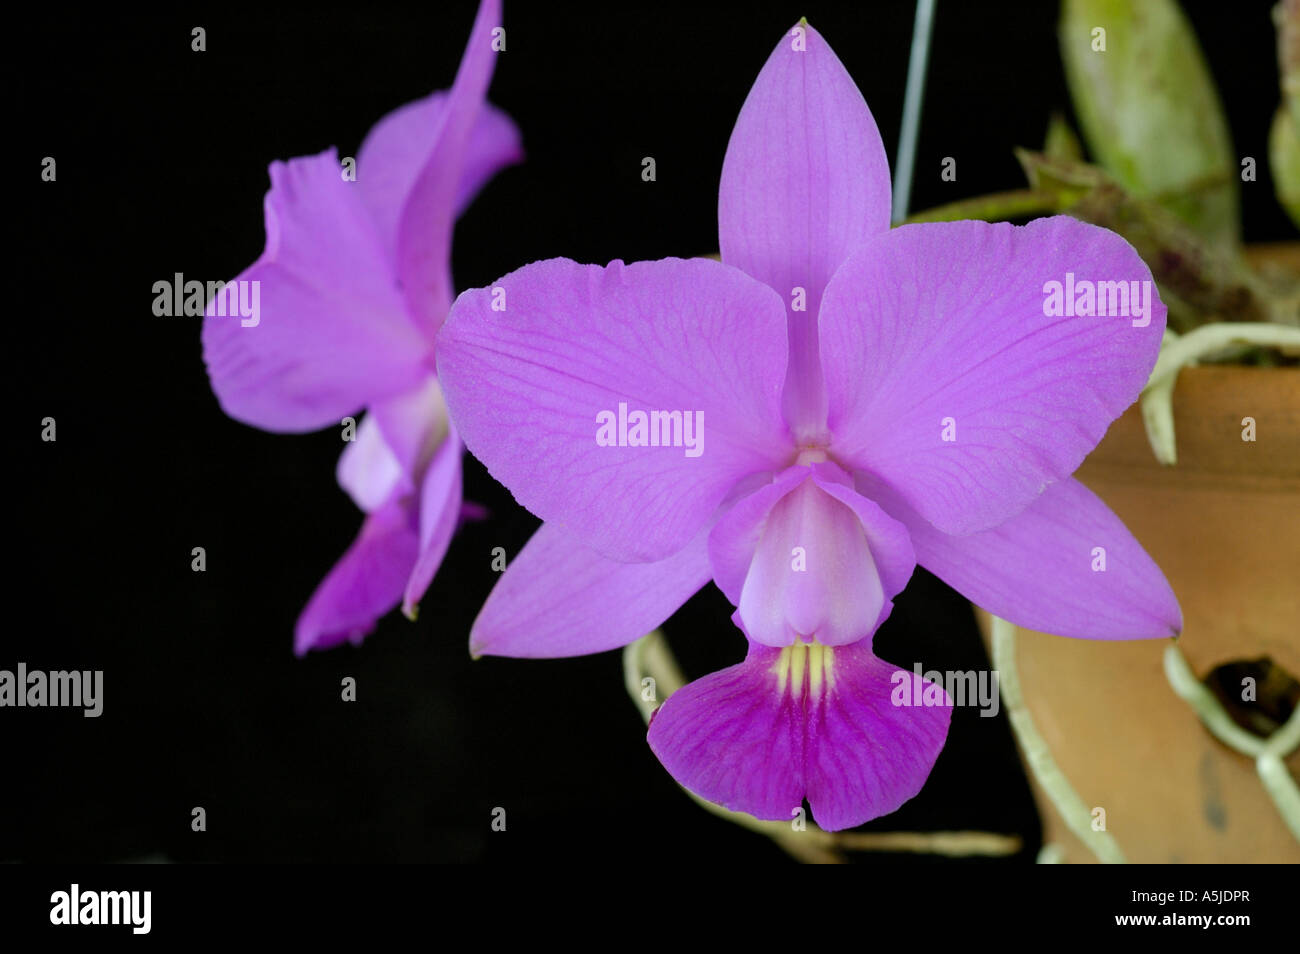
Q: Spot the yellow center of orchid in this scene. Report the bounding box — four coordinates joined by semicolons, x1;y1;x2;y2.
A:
772;640;835;700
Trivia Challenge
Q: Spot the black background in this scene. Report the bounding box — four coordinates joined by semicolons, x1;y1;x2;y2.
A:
9;0;1291;863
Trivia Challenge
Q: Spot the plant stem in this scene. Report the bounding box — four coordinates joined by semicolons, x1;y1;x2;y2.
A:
1147;322;1300;387
1163;644;1300;843
990;615;1127;863
899;189;1062;225
892;0;938;224
1138;322;1300;465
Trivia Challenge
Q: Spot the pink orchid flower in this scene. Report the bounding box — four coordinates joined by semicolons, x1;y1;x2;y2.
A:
203;0;521;654
437;22;1179;829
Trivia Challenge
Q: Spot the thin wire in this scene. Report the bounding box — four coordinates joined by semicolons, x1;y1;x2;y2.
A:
892;0;938;224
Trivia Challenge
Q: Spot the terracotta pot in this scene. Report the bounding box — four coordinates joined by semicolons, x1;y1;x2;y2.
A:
977;361;1300;863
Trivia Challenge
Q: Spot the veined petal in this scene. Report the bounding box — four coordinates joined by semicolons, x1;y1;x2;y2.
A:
820;217;1166;535
357;92;522;261
807;646;950;832
437;257;791;563
865;474;1182;639
294;496;420;655
470;522;712;659
202;149;429;432
394;0;507;335
402;427;465;617
647;637;951;831
718;21;891;442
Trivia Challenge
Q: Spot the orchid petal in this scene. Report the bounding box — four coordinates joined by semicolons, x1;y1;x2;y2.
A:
812;469;916;604
807;646;950;831
718;21;891;442
709;465;915;646
357;92;521;261
737;478;883;647
820;217;1166;535
402;428;465;617
336;414;405;514
647;638;950;831
394;0;506;335
438;257;790;563
864;474;1182;639
708;466;809;605
370;374;450;494
470;522;711;659
294;497;419;655
201;150;430;432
